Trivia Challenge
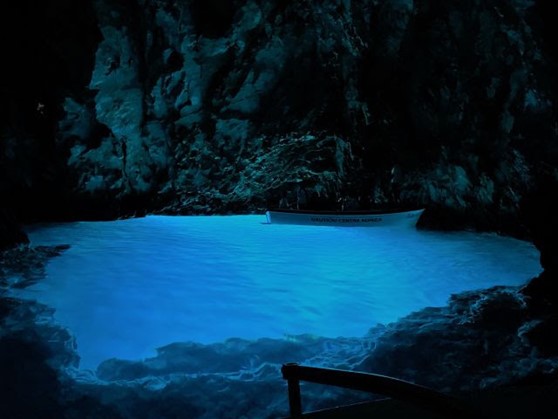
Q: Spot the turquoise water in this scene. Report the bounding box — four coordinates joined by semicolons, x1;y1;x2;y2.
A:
14;215;540;370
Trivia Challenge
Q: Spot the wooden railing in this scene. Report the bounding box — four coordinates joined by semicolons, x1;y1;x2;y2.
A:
281;363;477;418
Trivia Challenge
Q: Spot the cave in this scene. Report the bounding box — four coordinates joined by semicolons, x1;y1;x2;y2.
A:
2;0;558;418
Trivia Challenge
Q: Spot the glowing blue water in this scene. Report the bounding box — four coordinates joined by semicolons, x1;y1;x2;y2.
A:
15;215;540;370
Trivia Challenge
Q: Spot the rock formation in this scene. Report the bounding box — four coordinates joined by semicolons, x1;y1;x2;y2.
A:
0;0;555;231
1;0;558;416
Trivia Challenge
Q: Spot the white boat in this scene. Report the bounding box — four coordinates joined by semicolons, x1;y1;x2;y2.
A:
265;208;425;227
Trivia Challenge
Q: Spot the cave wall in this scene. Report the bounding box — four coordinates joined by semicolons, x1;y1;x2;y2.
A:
2;1;558;413
1;0;557;234
0;0;101;228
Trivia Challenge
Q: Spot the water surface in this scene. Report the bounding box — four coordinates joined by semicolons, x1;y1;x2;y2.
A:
13;215;540;369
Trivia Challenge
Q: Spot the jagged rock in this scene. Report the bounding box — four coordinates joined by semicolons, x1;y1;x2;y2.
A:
1;244;70;290
358;286;558;392
163;133;354;213
2;0;555;233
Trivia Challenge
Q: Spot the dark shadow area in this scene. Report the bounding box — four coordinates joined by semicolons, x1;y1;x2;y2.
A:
190;0;237;39
0;333;64;419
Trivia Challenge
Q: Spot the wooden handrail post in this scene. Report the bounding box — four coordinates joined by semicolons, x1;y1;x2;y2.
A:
287;377;302;418
282;363;303;418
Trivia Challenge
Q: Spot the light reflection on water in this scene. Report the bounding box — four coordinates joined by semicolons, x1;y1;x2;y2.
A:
13;215;540;369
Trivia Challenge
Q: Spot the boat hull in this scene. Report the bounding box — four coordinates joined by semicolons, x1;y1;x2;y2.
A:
265;209;424;227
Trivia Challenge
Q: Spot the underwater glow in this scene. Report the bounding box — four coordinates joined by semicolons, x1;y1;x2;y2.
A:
13;215;540;370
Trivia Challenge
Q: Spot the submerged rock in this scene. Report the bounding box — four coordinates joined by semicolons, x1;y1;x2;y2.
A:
67;286;558;417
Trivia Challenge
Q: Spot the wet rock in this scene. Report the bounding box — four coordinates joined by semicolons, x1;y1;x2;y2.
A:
96;334;368;381
90;333;375;417
358;287;558;392
164;133;354;213
1;243;118;418
1;244;70;290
